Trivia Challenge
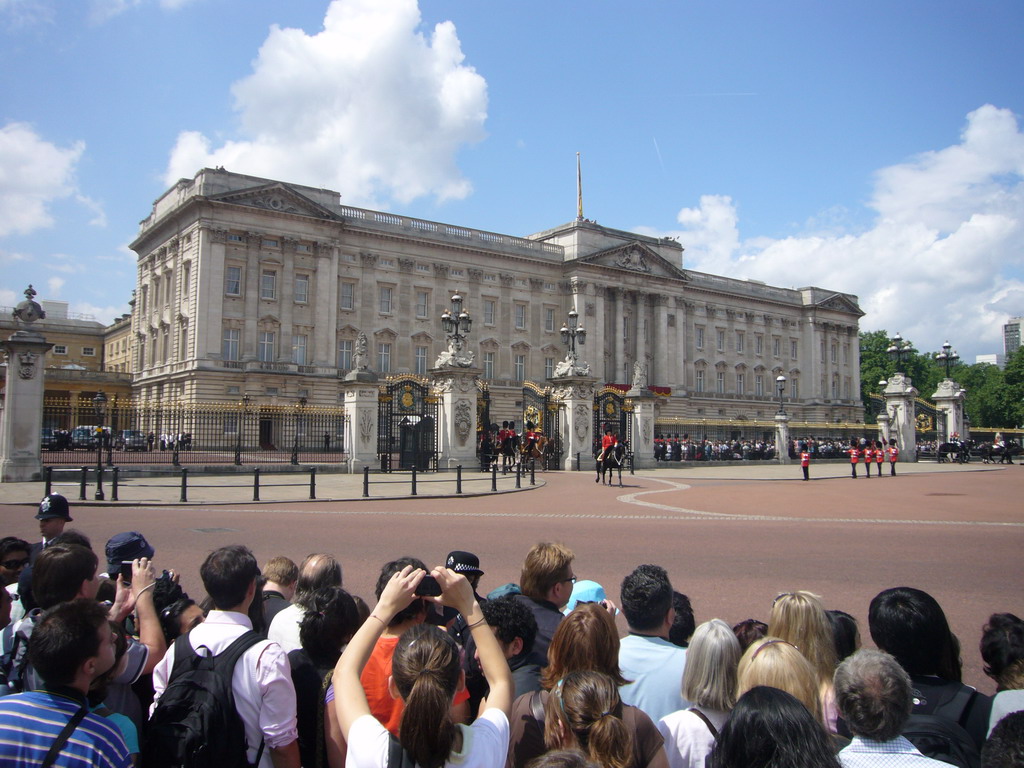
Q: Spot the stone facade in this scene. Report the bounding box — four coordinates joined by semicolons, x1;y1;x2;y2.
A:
127;168;864;424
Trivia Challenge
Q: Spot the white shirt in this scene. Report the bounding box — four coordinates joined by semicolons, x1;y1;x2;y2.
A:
267;603;304;654
838;735;953;768
988;689;1024;736
151;610;298;768
619;634;690;723
345;708;510;768
657;707;728;768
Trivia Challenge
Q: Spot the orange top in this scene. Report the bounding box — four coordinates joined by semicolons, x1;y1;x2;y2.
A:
800;452;810;467
849;448;859;463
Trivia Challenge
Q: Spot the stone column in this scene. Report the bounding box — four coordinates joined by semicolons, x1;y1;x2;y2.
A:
626;386;656;469
775;413;791;465
876;411;891;446
431;367;481;470
654;296;669;387
613;289;626;384
313;242;339;366
635;293;648;379
932;379;965;443
676;299;689;393
883;373;918;462
550;376;597;471
1;329;53;482
592;286;606;381
340;371;380;473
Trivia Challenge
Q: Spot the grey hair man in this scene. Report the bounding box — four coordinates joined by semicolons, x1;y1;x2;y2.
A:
835;649;967;767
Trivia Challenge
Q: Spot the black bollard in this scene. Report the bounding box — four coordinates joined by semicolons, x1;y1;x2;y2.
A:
309;467;316;499
180;468;188;503
44;466;52;497
530;461;536;486
363;466;370;498
515;461;521;489
456;465;462;495
491;463;497;492
111;467;119;502
80;467;88;500
576;452;581;472
253;467;261;501
411;466;417;496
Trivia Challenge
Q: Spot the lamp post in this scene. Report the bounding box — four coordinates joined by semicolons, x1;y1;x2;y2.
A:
291;396;307;466
92;391;107;500
234;394;251;466
775;375;787;416
935;340;960;379
557;307;587;374
886;332;915;370
441;293;472;345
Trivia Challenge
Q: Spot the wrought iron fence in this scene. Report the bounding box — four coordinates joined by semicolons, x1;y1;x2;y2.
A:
40;399;347;466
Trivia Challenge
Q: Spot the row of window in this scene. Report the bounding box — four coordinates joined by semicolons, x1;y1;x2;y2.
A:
51;345;95;356
221;328;559;379
693;371;800;398
695;328;800;360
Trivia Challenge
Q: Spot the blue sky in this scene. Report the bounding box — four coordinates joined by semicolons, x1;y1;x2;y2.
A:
2;0;1022;362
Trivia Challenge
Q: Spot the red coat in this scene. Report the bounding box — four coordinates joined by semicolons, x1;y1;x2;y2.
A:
849;448;859;464
800;452;810;467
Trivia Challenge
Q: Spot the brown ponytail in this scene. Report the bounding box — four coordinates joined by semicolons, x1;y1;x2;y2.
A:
543;671;634;768
392;625;461;768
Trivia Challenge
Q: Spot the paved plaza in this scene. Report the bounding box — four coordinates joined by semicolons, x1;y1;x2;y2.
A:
1;459;1021;695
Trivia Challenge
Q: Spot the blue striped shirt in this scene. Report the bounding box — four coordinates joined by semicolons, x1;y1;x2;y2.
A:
0;689;130;768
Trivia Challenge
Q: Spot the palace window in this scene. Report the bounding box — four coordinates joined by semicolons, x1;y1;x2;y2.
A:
544;307;556;333
258;331;275;362
483;351;494;379
695;369;705;393
416;291;429;318
294;274;309;304
260;270;277;300
736;332;745;353
291;335;307;365
337;339;352;370
514;354;526;382
716;330;725;352
415;346;428;374
755;334;763;355
379;286;393;314
378;343;392;373
791;340;798;360
696;327;705;350
755;374;764;396
515;304;527;330
716;371;725;393
736;373;745;393
483;299;496;325
340;282;354;310
545;357;554;379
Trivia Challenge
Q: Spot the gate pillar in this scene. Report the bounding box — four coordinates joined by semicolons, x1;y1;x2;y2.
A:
551;376;596;471
341;375;379;474
431;367;481;470
625;386;657;469
882;373;918;462
932;379;965;444
1;289;53;482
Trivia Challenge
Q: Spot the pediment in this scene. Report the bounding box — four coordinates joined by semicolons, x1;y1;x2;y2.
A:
209;183;342;222
815;293;863;316
574;242;687;281
411;332;434;343
540;344;561;354
338;325;360;336
258;313;279;324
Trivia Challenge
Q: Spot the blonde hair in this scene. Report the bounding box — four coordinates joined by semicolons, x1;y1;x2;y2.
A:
737;636;823;725
768;591;837;687
682;619;742;712
520;542;574;600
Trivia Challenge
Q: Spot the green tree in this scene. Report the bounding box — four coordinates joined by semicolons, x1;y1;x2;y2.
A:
859;330;934;420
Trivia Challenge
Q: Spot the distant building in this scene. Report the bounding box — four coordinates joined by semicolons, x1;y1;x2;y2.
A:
125;167;865;425
975;353;1005;369
1004;316;1023;358
0;300;132;404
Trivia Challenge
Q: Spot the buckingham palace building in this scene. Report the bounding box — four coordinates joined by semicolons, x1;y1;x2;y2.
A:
128;167;864;428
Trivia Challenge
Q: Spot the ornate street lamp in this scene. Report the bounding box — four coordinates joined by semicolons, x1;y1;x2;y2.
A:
554;307;590;378
935;340;960;379
776;375;787;416
437;293;474;367
886;332;915;370
234;394;251;466
92;391;107;500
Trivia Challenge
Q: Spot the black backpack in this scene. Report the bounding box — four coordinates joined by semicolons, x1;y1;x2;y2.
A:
143;630;266;768
902;685;981;768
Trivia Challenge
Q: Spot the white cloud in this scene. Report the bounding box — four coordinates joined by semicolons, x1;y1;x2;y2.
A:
0;122;86;237
164;0;488;207
0;0;54;27
47;276;65;295
650;105;1024;359
70;300;132;325
88;0;140;24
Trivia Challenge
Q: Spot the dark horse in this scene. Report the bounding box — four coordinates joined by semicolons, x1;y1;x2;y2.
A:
937;440;971;464
979;440;1022;464
596;442;628;487
500;430;521;473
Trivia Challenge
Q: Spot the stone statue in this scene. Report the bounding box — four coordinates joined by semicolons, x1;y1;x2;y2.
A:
434;332;475;368
12;285;45;325
353;332;369;371
631;360;648;390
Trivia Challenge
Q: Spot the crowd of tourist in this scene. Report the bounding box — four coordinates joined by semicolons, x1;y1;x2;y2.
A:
0;492;1021;768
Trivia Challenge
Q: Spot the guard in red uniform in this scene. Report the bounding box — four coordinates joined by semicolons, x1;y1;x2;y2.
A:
800;445;811;481
849;443;860;479
887;439;899;476
874;442;884;476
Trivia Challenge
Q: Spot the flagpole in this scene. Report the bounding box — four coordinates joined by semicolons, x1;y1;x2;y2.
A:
576;152;583;220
